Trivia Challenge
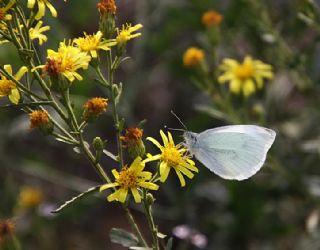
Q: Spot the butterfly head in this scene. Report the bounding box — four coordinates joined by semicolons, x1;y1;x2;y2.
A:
183;131;198;151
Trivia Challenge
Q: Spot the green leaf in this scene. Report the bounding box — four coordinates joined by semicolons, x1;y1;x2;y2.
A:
51;186;100;213
115;82;123;105
109;228;139;247
103;149;119;162
165;238;173;250
157;232;167;239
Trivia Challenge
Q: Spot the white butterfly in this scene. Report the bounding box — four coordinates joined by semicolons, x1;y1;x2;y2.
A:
183;125;276;180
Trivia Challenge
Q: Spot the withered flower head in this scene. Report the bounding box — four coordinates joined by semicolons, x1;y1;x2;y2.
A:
121;127;145;159
0;220;15;241
83;97;108;121
97;0;117;15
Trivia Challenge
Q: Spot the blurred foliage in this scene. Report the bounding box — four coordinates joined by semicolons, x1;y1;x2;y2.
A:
1;0;320;250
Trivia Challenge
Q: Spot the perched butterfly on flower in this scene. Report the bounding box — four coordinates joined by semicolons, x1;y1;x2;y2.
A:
171;112;276;180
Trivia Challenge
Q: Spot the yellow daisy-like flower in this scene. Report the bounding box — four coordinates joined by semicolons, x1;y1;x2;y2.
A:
27;0;57;20
34;41;91;82
0;65;27;104
100;157;159;203
29;21;50;45
146;130;199;187
73;31;116;58
218;56;274;97
116;23;143;44
0;0;15;22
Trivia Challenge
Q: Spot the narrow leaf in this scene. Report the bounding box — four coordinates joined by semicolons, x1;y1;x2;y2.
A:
165;238;173;250
103;149;119;162
157;232;167;239
52;186;100;213
110;228;139;247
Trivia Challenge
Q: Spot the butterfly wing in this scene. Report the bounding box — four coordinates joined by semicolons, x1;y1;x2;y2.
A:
193;125;276;180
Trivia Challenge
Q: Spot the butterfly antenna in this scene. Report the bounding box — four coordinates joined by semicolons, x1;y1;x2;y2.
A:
170;110;188;130
164;125;185;132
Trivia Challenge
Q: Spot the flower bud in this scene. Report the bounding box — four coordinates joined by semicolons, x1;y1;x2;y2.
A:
183;47;205;68
146;193;155;205
97;0;116;39
93;136;105;151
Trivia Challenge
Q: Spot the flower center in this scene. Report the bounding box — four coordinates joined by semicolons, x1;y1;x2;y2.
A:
162;144;183;167
79;37;100;51
44;59;62;76
235;62;254;80
0;79;15;95
118;168;138;189
45;56;74;76
116;30;130;44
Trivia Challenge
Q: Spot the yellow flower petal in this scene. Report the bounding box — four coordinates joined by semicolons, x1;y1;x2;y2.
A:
160;130;169;145
100;183;119;191
139;182;159;190
131;188;141;203
9;89;20;104
146;137;163;150
160;162;170;182
175;170;186;187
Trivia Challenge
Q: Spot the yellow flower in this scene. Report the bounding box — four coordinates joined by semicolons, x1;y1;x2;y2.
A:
100;157;159;203
34;41;91;82
218;56;274;97
18;186;44;208
0;0;15;22
27;0;57;20
29;21;50;45
183;47;205;67
202;10;223;27
73;31;116;58
116;23;143;44
146;130;198;187
0;65;27;104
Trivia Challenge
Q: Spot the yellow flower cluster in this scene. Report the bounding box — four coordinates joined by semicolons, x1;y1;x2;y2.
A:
100;130;199;203
183;9;274;97
32;24;142;83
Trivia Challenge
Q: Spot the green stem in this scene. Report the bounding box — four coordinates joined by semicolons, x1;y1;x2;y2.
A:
124;207;149;247
143;192;160;250
78;133;111;183
62;88;79;131
106;50;124;168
